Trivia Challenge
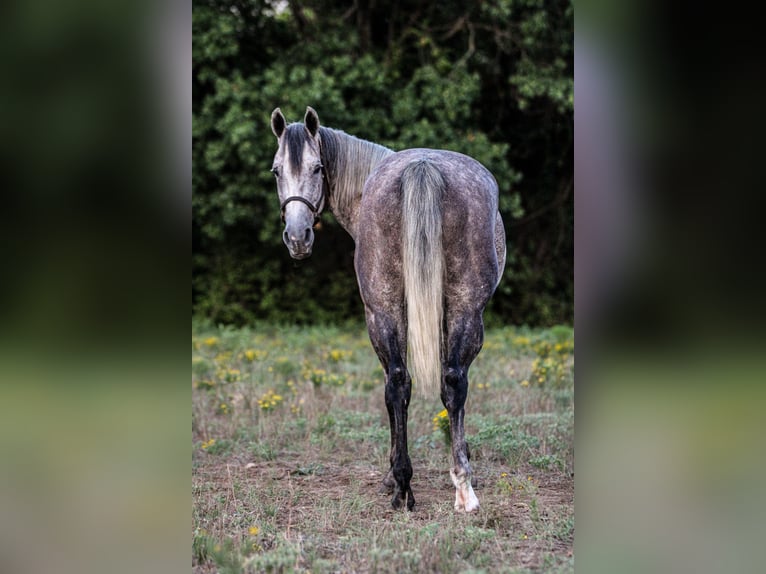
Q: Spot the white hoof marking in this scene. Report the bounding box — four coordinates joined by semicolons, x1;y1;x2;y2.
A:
450;468;480;512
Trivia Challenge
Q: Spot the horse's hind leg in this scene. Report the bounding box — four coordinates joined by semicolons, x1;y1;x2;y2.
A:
442;310;485;512
364;307;415;510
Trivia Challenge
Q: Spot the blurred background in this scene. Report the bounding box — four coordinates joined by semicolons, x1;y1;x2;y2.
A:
192;0;574;327
0;2;190;574
575;2;766;573
1;0;765;573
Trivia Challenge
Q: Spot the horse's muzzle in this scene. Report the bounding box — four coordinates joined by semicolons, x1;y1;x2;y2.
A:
283;224;314;259
288;247;312;260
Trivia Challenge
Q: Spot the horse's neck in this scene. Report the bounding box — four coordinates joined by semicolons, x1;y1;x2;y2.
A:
321;128;393;240
325;181;361;238
327;197;359;239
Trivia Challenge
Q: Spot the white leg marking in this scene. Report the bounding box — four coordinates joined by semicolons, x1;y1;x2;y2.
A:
450;468;480;512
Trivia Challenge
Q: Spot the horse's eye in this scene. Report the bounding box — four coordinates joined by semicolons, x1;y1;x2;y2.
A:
313;164;323;175
271;166;280;177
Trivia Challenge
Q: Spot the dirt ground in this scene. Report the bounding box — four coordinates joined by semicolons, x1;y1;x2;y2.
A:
193;452;573;572
192;324;574;572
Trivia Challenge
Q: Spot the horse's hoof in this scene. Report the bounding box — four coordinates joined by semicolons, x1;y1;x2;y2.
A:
406;489;415;511
390;485;415;510
390;492;415;511
454;490;480;512
451;468;480;512
379;471;396;494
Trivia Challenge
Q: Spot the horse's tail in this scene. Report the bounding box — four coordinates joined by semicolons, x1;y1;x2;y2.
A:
401;159;444;397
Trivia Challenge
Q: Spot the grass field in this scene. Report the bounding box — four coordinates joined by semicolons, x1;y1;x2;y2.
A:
192;322;574;573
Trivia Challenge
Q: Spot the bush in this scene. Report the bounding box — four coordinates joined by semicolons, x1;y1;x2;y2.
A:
193;0;573;326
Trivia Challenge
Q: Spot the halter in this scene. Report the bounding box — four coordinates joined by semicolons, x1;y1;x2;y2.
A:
280;195;322;224
279;161;329;225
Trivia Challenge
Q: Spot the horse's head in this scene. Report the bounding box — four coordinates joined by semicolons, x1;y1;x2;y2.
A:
270;106;325;260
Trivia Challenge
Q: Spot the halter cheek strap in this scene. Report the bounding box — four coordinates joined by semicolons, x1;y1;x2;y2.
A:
279;163;329;224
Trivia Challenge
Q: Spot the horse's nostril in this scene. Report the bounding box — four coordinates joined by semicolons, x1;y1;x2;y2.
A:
304;228;312;242
283;230;290;244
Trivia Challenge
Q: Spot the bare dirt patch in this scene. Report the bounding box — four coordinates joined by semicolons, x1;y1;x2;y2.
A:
192;324;574;572
194;452;573;572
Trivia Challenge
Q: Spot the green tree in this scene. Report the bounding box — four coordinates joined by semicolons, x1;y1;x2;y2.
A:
193;0;573;326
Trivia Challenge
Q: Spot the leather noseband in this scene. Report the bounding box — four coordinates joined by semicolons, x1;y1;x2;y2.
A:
280;195;321;224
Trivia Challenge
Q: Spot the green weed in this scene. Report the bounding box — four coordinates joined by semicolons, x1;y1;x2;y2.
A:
192;323;574;572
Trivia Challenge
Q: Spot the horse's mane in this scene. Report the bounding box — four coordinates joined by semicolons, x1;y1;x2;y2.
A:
319;127;393;216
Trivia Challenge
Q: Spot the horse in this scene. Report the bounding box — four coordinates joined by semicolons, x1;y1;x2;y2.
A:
270;107;506;512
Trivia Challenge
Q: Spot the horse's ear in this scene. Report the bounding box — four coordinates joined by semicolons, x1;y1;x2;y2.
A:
304;106;320;138
271;108;286;138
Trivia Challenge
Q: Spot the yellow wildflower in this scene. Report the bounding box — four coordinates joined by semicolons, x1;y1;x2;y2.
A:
219;368;240;382
432;409;449;431
309;369;327;386
432;408;448;422
248;526;259;536
257;390;284;411
243;349;267;362
327;349;352;362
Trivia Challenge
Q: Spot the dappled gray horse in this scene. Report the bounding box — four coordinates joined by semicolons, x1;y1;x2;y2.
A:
270;107;506;512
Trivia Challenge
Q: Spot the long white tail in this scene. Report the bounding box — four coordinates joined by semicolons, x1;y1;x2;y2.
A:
401;159;444;396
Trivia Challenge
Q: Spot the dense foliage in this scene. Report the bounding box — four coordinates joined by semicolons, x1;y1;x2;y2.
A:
193;0;573;326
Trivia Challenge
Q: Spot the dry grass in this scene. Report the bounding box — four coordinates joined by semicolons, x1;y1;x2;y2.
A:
192;323;573;573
